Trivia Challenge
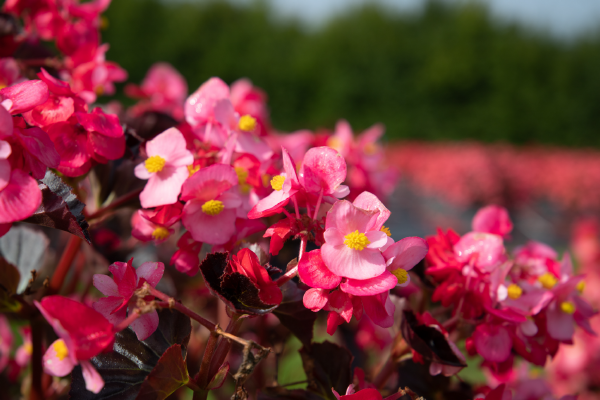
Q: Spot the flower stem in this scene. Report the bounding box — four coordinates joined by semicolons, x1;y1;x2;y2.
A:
372;338;410;390
143;283;216;331
207;314;244;379
292;196;300;219
195;331;220;389
48;235;82;295
29;316;44;400
113;310;141;332
86;188;143;221
313;189;323;220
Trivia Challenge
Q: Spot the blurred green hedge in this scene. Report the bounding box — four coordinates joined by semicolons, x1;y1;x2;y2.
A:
103;0;600;146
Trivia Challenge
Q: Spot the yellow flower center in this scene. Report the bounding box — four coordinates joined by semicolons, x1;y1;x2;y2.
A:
53;339;69;361
145;155;166;173
560;301;576;314
24;342;33;355
577;281;585;293
95;85;104;97
344;230;370;251
271;175;285;191
364;143;378;155
0;83;6;90
202;200;224;216
152;227;170;240
381;226;391;237
187;164;200;177
507;284;523;300
235;167;249;185
391;268;408;284
538;273;558;290
327;137;342;150
238;115;257;132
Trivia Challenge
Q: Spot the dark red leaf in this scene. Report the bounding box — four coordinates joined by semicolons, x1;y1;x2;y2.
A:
272;281;317;347
299;341;353;400
135;344;189;400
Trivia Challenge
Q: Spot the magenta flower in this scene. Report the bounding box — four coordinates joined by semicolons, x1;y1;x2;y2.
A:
248;147;299;219
453;232;506;273
472;205;513;238
134;127;194;208
181;163;242;245
299;146;349;199
321;200;388;280
131;202;183;243
170;231;203;276
35;296;115;394
92;259;164;341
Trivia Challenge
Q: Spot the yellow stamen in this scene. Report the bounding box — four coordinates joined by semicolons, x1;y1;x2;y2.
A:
95;85;104;97
152;227;170;240
202;200;224;216
577;281;585;293
270;175;285;191
538;273;558;290
381;226;391;237
391;268;408;284
24;342;33;355
100;16;109;30
187;164;200;177
235;167;249;185
238;115;257;132
327;137;341;150
507;284;523;300
364;143;378;155
560;301;576;314
344;230;370;251
53;339;69;361
0;83;6;90
145;155;166;173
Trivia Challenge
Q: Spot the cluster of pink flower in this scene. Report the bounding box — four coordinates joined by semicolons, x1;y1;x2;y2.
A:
391;141;600;211
423;205;596;381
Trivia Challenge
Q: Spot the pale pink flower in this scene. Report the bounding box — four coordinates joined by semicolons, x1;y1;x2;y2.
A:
134;127;194;208
472;205;513;238
299;146;349;199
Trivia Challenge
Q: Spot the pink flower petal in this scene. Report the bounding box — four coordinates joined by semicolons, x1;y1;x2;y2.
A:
0;106;13;138
299;146;347;195
298;249;342;289
303;288;329;311
546;303;575;341
136;262;164;288
325;200;377;235
0;159;10;192
139;166;188;208
326;290;353;323
473;324;512;363
88;130;125;160
16;126;60;169
129;310;159;341
180;163;238;203
43;339;76;377
0;80;49;114
365;230;388;249
352;191;390;231
185;77;230;126
182;205;236;245
323;228;344;246
0;169;42;223
340;270;397;296
76;108;123;138
81;360;105;394
454;232;505;271
472;205;513;237
92;275;119;296
383;237;429;272
322;243;386;280
91;297;126;325
247;188;293;219
362;293;395;328
146;128;193;167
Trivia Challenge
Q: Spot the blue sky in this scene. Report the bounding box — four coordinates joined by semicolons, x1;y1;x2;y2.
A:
225;0;600;38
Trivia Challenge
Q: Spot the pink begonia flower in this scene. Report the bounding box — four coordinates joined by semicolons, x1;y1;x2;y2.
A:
67;43;128;104
8;117;60;179
382;237;429;288
212;218;265;252
230;78;270;135
125;62;188;119
131;202;183;243
472;205;513;238
15;327;32;368
92;259;164;340
35;296;115;394
321;200;388;280
47;107;125;177
170;232;203;276
299;146;349;199
453;232;506;272
0;315;13;373
248;147;299;219
0;168;42;224
473;323;513;363
23;69;88;128
185;77;234;147
513;240;560;279
181;163;242;245
134;127;193;208
0;80;49;115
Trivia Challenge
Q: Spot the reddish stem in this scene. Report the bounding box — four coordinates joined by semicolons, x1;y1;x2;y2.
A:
313;189;323;220
207;314;244;379
113;310;141;332
145;284;216;331
372;339;410;390
195;331;220;389
29;316;44;400
86;188;143;221
292;196;300;219
48;235;82;295
65;252;86;295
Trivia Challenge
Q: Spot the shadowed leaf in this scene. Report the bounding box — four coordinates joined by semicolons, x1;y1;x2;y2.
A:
400;310;466;367
0;257;20;312
24;171;90;243
135;344;189;400
273;281;317;347
300;341;353;399
258;387;324;400
199;252;278;315
0;226;48;293
69;308;191;399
